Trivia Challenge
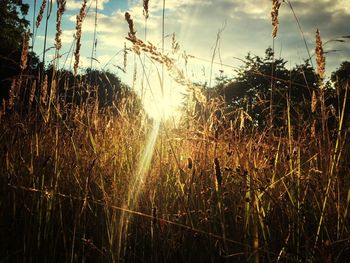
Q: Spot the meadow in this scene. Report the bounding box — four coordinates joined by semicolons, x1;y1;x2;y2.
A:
0;0;350;262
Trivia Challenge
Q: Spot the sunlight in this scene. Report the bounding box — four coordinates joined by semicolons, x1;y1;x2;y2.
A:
140;69;187;122
125;120;160;211
117;121;160;257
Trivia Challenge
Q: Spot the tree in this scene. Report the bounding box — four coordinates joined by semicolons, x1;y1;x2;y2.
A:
219;48;289;128
330;61;350;129
217;48;320;131
43;66;139;111
331;61;350;89
0;1;29;49
0;1;39;100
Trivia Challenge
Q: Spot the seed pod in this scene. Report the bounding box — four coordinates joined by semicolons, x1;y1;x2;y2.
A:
187;157;193;169
214;158;222;187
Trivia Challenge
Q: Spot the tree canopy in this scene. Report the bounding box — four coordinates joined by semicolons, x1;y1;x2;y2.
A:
0;0;29;50
0;0;34;100
215;48;348;133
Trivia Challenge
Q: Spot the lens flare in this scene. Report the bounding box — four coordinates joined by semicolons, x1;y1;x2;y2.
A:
117;121;160;257
140;69;187;122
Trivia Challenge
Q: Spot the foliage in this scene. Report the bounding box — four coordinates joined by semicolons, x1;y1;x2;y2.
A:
0;0;40;100
216;48;347;133
0;0;29;50
331;61;350;88
329;61;350;128
43;66;135;109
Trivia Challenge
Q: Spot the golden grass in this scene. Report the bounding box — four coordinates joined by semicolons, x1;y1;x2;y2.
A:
35;0;47;29
316;29;326;84
73;0;87;76
271;0;281;38
20;31;29;71
0;2;350;262
54;0;66;52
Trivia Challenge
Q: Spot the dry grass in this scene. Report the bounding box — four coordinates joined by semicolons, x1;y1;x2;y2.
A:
315;29;326;83
74;0;87;76
20;31;29;71
271;0;281;38
54;0;66;52
0;1;350;263
35;0;47;29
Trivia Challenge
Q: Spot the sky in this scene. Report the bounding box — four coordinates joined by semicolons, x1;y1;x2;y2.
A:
22;0;350;118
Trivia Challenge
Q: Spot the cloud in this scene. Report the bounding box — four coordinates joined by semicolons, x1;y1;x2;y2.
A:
269;0;350;70
68;11;126;34
114;0;348;81
60;30;76;44
36;0;349;82
66;0;110;11
66;0;83;10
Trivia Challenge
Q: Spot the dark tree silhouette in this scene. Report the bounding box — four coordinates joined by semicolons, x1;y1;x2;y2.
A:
43;66;140;112
0;0;29;50
219;48;289;128
330;61;350;128
0;0;40;100
216;48;326;132
331;61;350;89
213;48;350;140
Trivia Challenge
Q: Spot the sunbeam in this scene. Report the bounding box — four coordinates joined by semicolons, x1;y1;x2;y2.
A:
117;120;160;258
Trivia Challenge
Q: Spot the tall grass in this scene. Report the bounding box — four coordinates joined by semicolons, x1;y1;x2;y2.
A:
0;1;350;262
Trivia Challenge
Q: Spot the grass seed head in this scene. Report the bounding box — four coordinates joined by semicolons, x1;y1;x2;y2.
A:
41;75;48;105
143;0;149;19
36;0;47;28
8;79;17;110
214;158;222;188
74;0;87;75
172;33;180;54
311;120;316;138
50;79;57;103
125;12;137;40
316;29;326;83
240;110;245;131
271;0;281;38
20;31;30;70
55;0;66;51
123;42;127;72
187;158;193;169
29;80;37;108
311;90;317;113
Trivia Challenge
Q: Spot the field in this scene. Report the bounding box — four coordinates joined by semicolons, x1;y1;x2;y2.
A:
1;0;350;262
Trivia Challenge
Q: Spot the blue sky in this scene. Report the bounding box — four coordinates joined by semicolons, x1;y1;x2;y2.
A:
22;0;350;86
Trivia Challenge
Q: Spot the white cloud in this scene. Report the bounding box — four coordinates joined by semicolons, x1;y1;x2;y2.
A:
66;0;110;11
61;30;75;44
66;0;83;10
232;1;270;19
34;0;350;81
68;12;125;33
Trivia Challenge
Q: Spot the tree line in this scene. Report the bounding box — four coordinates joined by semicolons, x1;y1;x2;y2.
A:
212;48;350;133
0;0;131;110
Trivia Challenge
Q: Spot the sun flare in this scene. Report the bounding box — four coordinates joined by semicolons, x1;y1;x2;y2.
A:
139;70;187;122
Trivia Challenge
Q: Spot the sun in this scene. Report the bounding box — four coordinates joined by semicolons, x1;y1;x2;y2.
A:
140;71;187;122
